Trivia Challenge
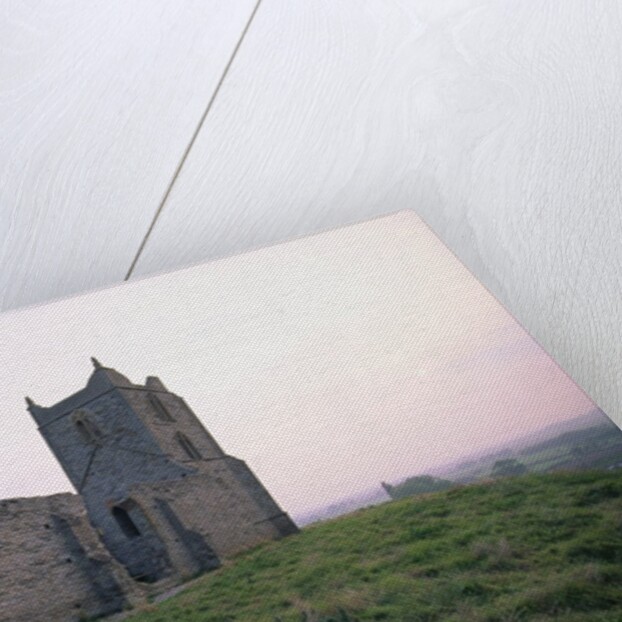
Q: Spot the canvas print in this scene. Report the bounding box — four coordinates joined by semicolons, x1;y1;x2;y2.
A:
0;211;620;622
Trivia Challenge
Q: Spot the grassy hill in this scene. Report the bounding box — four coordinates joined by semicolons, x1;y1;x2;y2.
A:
127;470;622;622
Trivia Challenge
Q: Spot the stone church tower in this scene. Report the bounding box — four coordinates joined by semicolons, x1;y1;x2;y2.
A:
26;359;298;584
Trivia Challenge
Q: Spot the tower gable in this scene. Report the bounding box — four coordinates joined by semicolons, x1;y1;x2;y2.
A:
26;361;194;492
26;360;135;429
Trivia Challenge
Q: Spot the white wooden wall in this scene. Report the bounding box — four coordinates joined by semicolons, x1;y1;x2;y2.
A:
1;0;621;426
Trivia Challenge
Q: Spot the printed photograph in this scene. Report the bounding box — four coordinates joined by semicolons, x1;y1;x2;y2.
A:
0;211;620;622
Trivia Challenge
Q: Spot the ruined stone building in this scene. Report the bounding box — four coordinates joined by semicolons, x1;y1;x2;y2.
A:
1;360;298;622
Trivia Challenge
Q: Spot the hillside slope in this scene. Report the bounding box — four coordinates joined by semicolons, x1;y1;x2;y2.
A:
127;470;622;622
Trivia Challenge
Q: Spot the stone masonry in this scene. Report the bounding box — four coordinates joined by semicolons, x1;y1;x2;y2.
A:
0;360;298;621
0;493;140;622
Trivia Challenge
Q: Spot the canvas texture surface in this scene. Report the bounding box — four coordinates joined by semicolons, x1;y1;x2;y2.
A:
0;211;620;621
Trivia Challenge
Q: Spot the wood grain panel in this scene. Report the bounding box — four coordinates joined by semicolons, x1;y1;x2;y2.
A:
134;0;622;424
0;0;256;311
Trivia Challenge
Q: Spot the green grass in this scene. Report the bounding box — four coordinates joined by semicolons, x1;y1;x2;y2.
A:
127;470;622;622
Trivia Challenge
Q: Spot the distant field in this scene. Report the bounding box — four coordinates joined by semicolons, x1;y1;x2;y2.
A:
517;424;622;472
437;423;622;484
126;469;622;622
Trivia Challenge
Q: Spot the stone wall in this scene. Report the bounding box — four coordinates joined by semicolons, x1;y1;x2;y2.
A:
35;385;196;582
0;493;140;622
119;384;226;463
130;457;297;566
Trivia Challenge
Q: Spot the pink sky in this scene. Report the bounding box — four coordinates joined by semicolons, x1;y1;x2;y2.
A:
0;212;598;519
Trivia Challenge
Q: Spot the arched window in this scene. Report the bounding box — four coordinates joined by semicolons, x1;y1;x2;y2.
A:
71;409;103;444
148;392;175;422
112;505;141;538
176;432;202;460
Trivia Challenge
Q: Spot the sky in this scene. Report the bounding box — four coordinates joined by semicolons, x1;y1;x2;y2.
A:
0;211;599;520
